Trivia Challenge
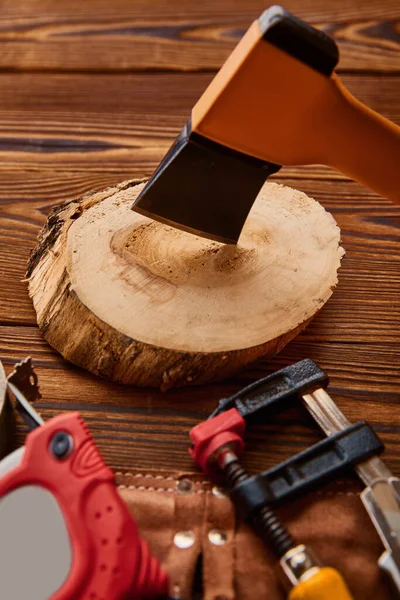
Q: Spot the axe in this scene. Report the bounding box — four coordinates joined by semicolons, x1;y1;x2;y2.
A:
132;5;400;244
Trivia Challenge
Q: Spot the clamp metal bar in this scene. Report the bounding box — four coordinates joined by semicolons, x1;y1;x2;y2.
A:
302;389;400;597
211;359;328;421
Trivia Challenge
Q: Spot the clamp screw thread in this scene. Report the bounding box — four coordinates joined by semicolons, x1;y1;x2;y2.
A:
255;506;294;556
223;459;248;486
223;457;294;557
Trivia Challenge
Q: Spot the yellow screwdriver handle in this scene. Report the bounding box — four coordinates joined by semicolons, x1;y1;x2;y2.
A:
289;567;353;600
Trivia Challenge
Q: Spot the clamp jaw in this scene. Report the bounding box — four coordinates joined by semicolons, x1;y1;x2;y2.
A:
191;360;382;506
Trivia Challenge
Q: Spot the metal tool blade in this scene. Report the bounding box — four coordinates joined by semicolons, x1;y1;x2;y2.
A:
7;381;44;430
132;121;280;244
7;357;43;430
7;357;41;404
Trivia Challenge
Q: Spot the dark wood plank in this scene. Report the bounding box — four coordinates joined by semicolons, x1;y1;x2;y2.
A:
0;326;398;473
0;73;397;176
0;0;399;72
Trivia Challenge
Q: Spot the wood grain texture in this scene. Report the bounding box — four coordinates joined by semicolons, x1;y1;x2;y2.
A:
0;1;398;490
0;327;398;473
0;0;399;72
0;73;397;175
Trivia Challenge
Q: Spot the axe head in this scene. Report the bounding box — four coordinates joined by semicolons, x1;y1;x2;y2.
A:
132;6;338;244
133;121;281;244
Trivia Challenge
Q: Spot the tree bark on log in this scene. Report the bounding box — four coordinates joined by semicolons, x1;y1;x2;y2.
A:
27;180;344;390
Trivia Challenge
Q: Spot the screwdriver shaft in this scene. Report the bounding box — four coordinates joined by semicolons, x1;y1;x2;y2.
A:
7;381;44;429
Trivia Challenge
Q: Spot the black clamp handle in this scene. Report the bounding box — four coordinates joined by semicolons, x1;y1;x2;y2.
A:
230;421;384;519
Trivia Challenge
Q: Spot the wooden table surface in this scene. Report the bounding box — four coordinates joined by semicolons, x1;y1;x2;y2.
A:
0;0;399;479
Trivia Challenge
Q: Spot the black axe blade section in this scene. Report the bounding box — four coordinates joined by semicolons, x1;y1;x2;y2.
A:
132;5;339;244
133;121;281;244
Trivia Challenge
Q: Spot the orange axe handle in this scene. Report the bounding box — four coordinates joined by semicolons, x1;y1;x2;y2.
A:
317;76;400;203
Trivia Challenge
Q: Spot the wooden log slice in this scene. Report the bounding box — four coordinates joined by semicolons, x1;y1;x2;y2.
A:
27;180;344;390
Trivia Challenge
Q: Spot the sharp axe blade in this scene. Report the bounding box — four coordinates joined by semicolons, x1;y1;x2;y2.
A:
133;121;281;244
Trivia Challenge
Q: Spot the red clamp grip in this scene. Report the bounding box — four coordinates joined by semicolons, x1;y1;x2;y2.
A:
0;412;168;600
189;408;246;474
